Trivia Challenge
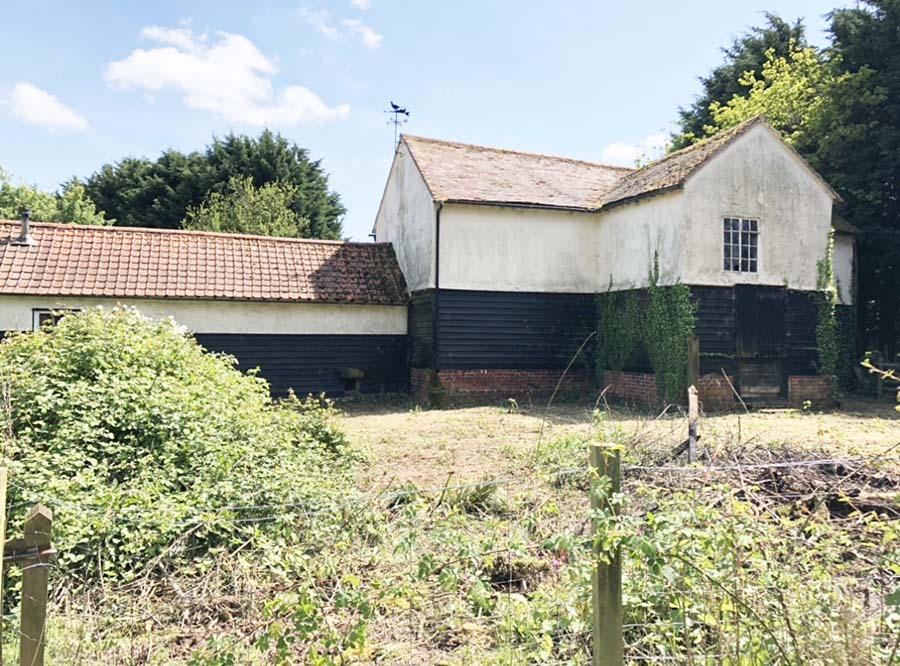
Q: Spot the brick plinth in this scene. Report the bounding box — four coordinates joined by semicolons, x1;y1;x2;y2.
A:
411;368;592;405
696;373;736;410
602;370;737;410
601;371;659;405
788;375;834;407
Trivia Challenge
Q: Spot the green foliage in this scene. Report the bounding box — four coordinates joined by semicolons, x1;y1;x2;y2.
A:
184;176;310;238
645;257;696;403
595;286;642;372
815;233;840;392
83;129;345;239
705;42;847;148
673;13;807;149
676;1;900;351
0;307;356;580
0;169;108;225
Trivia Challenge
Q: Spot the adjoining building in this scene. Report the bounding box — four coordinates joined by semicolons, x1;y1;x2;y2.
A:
0;220;409;396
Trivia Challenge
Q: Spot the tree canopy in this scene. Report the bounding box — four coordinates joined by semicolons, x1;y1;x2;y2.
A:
82;130;345;239
0;170;108;225
672;13;807;149
184;176;310;238
673;0;900;352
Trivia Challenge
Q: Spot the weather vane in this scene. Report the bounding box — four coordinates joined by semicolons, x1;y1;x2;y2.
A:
385;101;410;150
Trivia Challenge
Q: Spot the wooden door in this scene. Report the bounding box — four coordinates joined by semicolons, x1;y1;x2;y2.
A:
735;286;786;400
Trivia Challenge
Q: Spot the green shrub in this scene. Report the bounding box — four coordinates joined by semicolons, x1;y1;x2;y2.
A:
0;307;357;581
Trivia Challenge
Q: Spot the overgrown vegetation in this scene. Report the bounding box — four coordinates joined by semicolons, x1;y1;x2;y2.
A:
0;170;108;225
596;258;696;404
595;285;642;372
0;307;357;581
816;232;841;393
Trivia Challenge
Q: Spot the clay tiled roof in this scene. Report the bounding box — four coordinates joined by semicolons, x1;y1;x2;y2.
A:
0;222;408;305
403;117;840;212
401;135;632;210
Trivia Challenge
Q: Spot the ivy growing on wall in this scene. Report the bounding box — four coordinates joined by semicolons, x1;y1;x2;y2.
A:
595;283;642;372
815;232;840;391
595;256;697;404
645;255;697;403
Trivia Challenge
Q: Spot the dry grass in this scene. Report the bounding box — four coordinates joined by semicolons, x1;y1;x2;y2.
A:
342;396;900;489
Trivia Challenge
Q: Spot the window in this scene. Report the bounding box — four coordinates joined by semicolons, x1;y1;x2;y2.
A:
32;308;79;330
723;217;758;273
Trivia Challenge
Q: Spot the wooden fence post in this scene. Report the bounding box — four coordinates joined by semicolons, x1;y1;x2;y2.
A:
688;386;699;463
18;504;52;666
590;444;623;666
687;336;700;394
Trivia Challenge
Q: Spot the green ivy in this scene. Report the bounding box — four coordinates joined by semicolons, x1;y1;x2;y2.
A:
815;232;840;395
645;255;697;403
595;283;642;372
595;257;696;404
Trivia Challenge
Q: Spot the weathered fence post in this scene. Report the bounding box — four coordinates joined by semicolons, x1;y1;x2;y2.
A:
18;504;52;666
687;336;700;392
590;444;624;666
688;385;699;463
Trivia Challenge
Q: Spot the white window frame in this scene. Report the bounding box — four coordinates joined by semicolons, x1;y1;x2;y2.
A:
32;308;80;331
723;217;760;274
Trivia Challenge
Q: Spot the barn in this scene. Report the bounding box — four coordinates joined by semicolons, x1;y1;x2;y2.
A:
0;221;409;396
374;116;858;406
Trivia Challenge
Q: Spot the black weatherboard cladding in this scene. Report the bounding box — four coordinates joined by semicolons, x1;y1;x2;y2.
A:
435;290;595;369
408;290;435;368
195;333;408;397
689;286;820;377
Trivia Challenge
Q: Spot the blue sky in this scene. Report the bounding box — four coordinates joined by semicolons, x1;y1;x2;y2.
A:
1;0;839;240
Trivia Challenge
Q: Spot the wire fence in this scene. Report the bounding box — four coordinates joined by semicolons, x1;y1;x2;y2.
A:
0;400;898;664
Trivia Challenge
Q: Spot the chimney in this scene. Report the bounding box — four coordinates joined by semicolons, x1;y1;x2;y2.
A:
12;209;35;247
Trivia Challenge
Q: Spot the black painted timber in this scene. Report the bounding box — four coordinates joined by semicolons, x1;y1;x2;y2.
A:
691;286;738;376
435;289;595;369
195;333;408;397
408;290;435;368
785;290;819;375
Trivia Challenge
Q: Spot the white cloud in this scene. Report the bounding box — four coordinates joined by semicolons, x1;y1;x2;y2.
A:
300;8;383;48
341;19;383;48
600;132;668;167
5;82;88;131
105;26;350;126
351;0;372;10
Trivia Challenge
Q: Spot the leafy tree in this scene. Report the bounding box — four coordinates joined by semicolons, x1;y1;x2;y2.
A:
0;307;356;579
704;43;847;150
83;129;345;239
184;176;310;238
825;0;900;351
672;13;807;149
0;168;108;225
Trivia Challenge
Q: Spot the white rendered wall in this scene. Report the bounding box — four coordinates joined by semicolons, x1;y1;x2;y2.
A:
438;204;598;293
834;234;855;305
0;297;407;335
680;124;834;291
373;142;436;291
595;191;686;290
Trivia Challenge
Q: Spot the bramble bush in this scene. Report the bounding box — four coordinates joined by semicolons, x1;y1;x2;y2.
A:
0;307;358;581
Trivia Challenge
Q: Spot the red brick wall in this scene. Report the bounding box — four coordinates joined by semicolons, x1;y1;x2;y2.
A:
788;375;834;407
411;368;592;404
697;373;735;410
601;370;737;410
600;371;659;405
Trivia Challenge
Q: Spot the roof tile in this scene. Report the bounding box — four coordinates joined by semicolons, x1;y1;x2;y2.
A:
0;222;408;305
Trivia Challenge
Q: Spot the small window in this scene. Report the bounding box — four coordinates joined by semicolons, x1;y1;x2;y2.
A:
723;217;758;273
32;308;79;330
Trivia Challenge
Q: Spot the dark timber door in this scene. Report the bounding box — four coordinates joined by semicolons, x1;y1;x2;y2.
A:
735;286;786;400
